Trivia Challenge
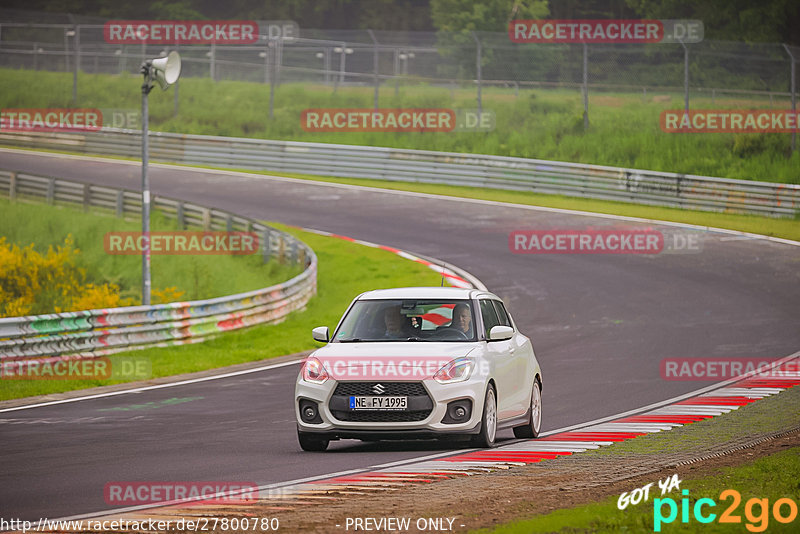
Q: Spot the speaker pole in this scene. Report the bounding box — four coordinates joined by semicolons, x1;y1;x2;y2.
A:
141;61;154;306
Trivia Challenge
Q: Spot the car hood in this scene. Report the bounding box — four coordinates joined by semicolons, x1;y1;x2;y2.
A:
308;342;476;381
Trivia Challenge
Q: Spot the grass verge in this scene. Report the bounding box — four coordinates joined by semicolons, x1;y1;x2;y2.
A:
0;223;445;401
1;68;798;183
477;446;800;533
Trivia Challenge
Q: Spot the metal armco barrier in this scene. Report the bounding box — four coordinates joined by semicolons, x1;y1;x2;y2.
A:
1;129;798;217
0;170;317;359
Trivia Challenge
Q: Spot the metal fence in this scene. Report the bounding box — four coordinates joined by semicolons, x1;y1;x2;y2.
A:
1;129;797;217
0;169;317;359
0;15;798;109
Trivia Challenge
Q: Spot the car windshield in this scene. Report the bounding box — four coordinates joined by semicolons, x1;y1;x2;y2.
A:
333;299;477;342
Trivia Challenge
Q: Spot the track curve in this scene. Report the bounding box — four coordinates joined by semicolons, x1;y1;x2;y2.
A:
1;149;798;521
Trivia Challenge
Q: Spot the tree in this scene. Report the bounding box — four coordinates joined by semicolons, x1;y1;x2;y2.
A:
431;0;548;33
626;0;800;45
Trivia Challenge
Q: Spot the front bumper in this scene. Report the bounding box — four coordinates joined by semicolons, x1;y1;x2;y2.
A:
295;377;487;438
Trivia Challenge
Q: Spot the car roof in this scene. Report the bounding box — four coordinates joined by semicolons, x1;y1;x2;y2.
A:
356;287;496;300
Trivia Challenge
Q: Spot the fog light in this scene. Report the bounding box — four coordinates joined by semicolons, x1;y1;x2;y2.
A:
442;399;472;424
299;399;322;424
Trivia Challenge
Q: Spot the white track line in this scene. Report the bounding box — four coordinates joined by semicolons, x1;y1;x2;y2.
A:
0;359;303;413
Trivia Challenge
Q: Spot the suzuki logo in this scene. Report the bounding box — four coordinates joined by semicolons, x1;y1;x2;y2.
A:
372;383;386;394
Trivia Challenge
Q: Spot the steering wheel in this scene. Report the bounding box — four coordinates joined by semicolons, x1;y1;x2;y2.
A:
436;327;469;340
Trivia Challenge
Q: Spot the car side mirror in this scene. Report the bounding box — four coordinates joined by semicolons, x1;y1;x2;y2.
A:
312;326;329;343
488;325;514;341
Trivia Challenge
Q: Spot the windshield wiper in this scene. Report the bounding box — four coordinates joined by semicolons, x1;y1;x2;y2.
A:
405;336;425;341
338;338;363;343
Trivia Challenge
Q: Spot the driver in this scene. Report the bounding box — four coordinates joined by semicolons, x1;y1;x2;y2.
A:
450;303;472;336
383;306;407;338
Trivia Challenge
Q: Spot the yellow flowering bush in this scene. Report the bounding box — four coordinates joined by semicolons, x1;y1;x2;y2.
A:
0;235;139;316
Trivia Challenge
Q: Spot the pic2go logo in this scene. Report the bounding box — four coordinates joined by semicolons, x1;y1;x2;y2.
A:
654;489;798;532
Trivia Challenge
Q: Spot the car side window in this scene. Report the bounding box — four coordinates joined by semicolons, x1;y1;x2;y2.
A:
492;300;512;329
479;299;500;338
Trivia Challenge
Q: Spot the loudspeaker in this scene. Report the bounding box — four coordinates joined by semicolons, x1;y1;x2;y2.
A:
149;51;181;90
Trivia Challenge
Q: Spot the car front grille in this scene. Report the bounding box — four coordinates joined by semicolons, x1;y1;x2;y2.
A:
333;382;428;396
330;381;432;423
331;410;431;422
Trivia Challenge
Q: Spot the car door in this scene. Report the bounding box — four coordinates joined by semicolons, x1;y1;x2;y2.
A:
479;299;516;420
492;300;531;416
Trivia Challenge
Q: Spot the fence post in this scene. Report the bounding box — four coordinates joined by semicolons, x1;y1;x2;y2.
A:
9;172;17;201
261;227;271;263
368;30;379;112
783;44;797;153
269;39;277;119
116;190;124;217
681;41;689;113
472;32;482;115
46;178;55;204
82;183;90;212
394;48;400;96
73;25;80;104
209;42;216;81
176;201;185;229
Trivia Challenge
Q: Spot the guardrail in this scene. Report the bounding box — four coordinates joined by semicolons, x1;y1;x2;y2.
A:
1;129;798;217
0;169;317;359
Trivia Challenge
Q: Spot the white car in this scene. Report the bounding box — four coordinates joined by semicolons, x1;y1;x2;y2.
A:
294;287;543;451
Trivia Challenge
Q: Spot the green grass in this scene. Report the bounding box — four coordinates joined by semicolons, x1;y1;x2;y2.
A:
1;68;798;183
0;199;300;304
475;446;800;533
0;223;445;400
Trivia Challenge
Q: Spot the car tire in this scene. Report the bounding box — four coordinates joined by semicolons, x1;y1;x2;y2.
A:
298;430;329;451
471;384;498;448
513;378;542;439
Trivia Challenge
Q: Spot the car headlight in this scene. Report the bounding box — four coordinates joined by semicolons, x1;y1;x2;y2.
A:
433;357;475;384
301;356;329;384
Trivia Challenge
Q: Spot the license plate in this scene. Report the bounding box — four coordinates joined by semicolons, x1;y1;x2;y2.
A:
349;396;407;411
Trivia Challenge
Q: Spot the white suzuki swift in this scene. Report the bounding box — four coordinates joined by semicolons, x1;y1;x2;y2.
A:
294;287;543;451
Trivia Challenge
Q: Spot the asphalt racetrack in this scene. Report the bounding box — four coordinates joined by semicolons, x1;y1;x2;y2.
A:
2;149;798;521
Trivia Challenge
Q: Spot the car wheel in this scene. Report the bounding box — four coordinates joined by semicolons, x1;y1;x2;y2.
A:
297;430;329;451
513;378;542;439
471;384;497;448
